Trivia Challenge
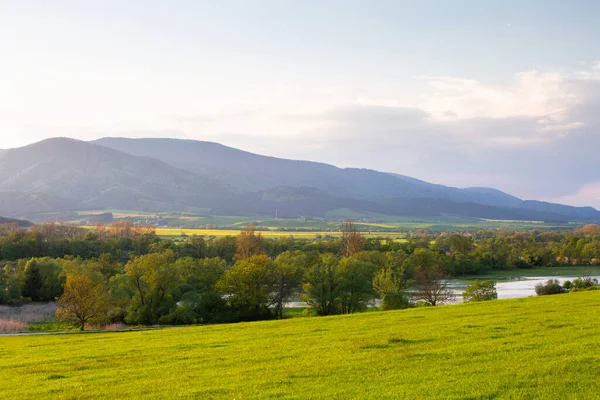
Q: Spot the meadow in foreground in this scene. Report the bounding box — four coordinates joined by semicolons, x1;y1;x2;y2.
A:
2;291;600;399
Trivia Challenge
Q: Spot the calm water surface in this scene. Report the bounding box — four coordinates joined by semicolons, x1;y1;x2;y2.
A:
285;275;600;308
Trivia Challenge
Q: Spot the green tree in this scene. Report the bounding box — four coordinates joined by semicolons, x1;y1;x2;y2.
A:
216;255;276;319
462;280;497;302
21;258;64;301
273;251;306;319
405;249;453;306
302;253;342;316
124;251;180;324
337;257;377;314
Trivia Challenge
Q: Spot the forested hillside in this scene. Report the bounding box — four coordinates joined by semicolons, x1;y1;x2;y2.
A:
0;137;598;222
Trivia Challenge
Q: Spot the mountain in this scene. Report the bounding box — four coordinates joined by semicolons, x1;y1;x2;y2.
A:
94;137;600;220
0;214;32;227
94;138;526;205
0;138;232;216
0;137;598;222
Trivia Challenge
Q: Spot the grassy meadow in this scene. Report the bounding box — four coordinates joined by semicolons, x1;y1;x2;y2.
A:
2;291;600;399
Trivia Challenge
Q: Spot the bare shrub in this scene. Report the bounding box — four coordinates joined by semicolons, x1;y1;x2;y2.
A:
0;303;58;323
87;323;126;331
0;319;28;332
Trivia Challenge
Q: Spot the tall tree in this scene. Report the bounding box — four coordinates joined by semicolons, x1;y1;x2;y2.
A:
340;220;364;257
273;251;306;319
56;275;109;331
124;250;180;324
302;253;342;316
235;224;265;261
216;255;277;318
337;257;377;314
404;248;453;306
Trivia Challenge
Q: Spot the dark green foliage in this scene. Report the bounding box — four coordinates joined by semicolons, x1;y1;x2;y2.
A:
570;276;599;292
381;292;410;310
21;258;64;302
302;254;342;316
535;279;565;296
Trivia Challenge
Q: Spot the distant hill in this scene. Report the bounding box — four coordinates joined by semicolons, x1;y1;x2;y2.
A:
0;137;598;222
93;137;523;206
0;215;32;227
0;138;232;217
94;137;600;221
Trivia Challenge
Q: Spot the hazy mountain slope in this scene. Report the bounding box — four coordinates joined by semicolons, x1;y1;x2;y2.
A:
211;186;571;221
93;137;600;220
93;137;521;206
0;191;79;218
1;137;598;222
0;138;232;214
0;214;32;227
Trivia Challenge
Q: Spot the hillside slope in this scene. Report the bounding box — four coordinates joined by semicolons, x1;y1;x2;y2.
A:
0;138;232;216
0;137;598;221
2;292;600;399
94;137;600;220
93;137;523;205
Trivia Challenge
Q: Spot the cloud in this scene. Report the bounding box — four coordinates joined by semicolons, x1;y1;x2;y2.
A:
195;64;600;207
5;60;600;208
549;182;600;208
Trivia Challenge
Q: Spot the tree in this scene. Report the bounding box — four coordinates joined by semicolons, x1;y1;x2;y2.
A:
273;251;306;319
216;255;277;319
21;258;64;302
462;280;497;302
56;275;109;331
340;220;364;257
373;261;410;310
235;224;265;260
302;253;342;316
124;251;180;324
406;249;453;306
337;258;377;314
22;259;43;301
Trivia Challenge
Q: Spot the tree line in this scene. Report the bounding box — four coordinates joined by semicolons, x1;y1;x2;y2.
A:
2;221;600;329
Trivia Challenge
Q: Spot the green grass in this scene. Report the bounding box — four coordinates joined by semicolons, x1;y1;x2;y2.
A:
27;322;77;333
3;292;600;399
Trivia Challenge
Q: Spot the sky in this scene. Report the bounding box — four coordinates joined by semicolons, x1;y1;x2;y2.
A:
2;0;600;207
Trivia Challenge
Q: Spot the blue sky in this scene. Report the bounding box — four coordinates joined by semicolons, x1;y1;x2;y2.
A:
2;0;600;206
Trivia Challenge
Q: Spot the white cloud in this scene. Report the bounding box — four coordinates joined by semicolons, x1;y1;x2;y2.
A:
548;182;600;208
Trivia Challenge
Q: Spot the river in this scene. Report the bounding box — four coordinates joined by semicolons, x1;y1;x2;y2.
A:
286;274;600;308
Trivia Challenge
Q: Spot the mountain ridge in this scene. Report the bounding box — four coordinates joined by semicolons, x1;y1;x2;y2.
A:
0;137;597;222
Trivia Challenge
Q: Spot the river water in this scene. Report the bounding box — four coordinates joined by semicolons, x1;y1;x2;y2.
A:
475;275;600;300
285;275;600;308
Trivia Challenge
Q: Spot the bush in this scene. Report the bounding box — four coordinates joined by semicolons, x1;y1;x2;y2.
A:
570;276;598;292
562;280;572;290
381;292;410;310
415;300;432;307
462;280;498;302
535;279;564;296
514;259;534;269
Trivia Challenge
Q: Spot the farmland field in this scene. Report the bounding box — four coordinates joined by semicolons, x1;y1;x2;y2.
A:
152;228;407;239
2;291;600;399
63;210;577;233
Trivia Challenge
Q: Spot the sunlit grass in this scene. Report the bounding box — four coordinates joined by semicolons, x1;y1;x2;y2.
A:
2;292;600;399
